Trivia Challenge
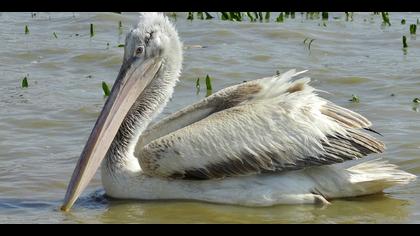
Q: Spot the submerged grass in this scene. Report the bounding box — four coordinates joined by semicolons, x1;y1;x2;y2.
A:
413;98;420;104
24;25;29;34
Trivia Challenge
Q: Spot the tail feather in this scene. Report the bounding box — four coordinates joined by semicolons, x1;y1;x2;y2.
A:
307;158;416;199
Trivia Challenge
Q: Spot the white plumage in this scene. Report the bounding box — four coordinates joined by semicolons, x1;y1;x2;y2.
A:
62;13;416;211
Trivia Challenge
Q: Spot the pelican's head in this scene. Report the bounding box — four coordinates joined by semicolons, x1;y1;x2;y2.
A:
61;12;182;211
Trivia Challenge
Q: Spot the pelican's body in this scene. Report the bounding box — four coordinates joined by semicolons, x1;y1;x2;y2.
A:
62;13;415;211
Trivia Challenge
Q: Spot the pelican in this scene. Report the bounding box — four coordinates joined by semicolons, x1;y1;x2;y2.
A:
61;12;415;211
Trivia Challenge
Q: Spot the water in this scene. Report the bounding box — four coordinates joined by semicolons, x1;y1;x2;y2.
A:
1;12;419;223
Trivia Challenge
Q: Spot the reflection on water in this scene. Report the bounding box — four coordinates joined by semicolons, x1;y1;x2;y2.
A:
1;12;420;223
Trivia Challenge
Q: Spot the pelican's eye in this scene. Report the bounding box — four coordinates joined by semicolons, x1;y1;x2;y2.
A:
135;46;144;55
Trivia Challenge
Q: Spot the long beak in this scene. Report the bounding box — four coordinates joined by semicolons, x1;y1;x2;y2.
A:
61;57;162;211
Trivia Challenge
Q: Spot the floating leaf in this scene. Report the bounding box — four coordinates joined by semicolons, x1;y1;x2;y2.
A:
102;81;111;97
21;76;28;88
53;32;58;38
402;35;408;48
90;23;94;37
24;25;29;34
410;24;417;35
349;94;360;103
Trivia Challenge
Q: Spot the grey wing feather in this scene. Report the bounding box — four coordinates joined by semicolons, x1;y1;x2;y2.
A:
137;71;385;180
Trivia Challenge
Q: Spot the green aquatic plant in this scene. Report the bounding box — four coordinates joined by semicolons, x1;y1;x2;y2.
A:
197;12;204;20
402;35;408;48
381;12;391;26
221;12;229;20
187;12;194;20
205;12;214;20
410;24;417;35
322;12;328;20
102;81;111;97
349;94;360;103
276;12;284;23
24;25;29;34
118;21;123;35
205;74;212;91
168;12;177;19
265;12;270;21
303;38;316;52
196;78;200;94
90;23;94;37
21;75;28;88
53;32;58;38
229;12;242;21
247;12;255;22
196;78;200;89
117;44;125;47
401;19;406;24
344;12;353;21
258;12;263;22
413;98;420;103
205;75;213;97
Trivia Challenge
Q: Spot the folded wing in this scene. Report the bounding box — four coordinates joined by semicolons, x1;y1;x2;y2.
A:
137;70;384;179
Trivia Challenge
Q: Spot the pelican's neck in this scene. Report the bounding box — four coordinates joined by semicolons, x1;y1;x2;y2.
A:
104;60;181;173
